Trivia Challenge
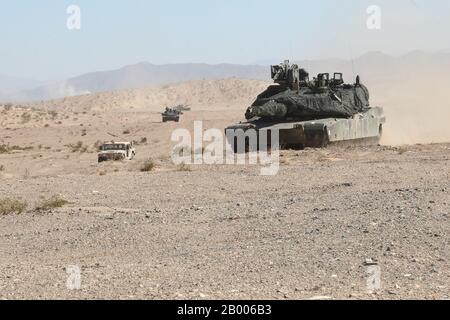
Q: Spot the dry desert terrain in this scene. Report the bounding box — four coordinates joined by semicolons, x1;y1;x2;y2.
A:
0;79;449;299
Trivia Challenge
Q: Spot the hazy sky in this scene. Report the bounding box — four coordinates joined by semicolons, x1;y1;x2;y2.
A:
1;0;449;80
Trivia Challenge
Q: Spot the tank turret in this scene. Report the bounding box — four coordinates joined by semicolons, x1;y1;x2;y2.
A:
245;61;371;121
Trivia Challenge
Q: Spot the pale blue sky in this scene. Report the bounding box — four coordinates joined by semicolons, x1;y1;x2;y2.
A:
0;0;449;80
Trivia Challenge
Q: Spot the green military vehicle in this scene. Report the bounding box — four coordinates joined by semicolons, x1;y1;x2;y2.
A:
162;107;182;123
226;60;385;151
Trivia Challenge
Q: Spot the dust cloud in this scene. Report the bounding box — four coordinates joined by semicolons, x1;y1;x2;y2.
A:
371;75;450;146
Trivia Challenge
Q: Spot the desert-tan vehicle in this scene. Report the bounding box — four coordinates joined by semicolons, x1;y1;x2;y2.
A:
98;142;136;163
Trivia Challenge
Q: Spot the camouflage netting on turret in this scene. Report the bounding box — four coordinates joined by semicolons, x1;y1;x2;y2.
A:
245;60;371;121
245;84;370;120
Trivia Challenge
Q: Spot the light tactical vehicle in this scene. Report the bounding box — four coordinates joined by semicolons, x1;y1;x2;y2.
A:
98;142;136;163
226;60;386;151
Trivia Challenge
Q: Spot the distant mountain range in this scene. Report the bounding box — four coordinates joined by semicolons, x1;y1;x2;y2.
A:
0;63;269;103
0;75;42;101
2;51;450;103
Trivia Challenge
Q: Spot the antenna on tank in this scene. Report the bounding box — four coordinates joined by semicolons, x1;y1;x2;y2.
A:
290;40;294;64
348;42;356;81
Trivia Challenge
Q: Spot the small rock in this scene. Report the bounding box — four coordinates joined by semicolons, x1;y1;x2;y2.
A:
342;183;352;187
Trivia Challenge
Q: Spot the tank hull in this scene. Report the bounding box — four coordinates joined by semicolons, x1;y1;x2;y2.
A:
226;107;385;150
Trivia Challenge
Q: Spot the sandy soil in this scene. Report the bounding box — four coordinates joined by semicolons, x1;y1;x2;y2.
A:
0;79;449;300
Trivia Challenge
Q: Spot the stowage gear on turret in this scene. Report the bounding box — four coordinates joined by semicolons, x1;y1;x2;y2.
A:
245;60;370;120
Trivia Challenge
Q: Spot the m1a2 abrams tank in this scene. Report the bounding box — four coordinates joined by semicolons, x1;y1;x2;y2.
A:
226;60;385;151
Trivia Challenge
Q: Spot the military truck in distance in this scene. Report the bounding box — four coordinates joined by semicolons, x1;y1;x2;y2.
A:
226;60;386;151
98;142;136;163
162;107;181;122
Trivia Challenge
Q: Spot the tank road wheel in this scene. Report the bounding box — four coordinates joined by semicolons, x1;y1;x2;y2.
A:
304;127;329;148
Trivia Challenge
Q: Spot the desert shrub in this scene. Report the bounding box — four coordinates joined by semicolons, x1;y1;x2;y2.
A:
48;110;58;120
123;129;131;135
15;145;33;151
0;165;4;171
133;137;148;146
34;195;68;212
1;104;13;114
177;163;191;172
140;159;155;172
173;145;191;158
0;198;27;215
21;112;32;123
0;144;33;154
66;141;88;153
397;146;408;155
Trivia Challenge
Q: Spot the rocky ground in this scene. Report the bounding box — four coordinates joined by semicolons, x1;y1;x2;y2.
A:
0;144;449;300
0;79;449;300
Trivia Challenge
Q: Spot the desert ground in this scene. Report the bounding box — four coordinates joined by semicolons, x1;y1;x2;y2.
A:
0;79;449;299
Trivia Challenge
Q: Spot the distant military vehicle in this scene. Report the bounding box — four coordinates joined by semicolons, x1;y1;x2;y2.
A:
98;142;136;163
173;104;191;112
162;107;181;122
226;60;385;151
